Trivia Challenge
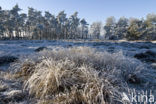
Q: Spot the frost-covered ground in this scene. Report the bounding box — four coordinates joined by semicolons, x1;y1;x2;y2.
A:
0;40;156;104
0;40;156;57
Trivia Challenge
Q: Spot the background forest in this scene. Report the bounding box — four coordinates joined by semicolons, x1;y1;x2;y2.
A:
0;4;156;40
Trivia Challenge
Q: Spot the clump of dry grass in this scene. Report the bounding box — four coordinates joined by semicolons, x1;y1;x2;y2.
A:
13;46;145;104
24;58;119;103
38;47;144;84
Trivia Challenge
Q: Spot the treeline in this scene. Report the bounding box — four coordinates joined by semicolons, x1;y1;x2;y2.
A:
0;5;88;40
104;16;156;40
0;4;156;40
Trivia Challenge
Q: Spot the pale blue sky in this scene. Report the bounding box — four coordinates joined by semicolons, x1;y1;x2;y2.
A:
0;0;156;24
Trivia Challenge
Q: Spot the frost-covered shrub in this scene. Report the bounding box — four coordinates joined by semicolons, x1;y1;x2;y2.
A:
38;47;144;84
14;46;145;104
24;58;120;103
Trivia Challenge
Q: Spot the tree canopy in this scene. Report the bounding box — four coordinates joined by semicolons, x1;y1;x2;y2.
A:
0;4;156;40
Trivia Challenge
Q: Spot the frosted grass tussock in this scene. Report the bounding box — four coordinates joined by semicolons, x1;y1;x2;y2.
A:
16;46;145;103
24;58;120;103
38;47;144;83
